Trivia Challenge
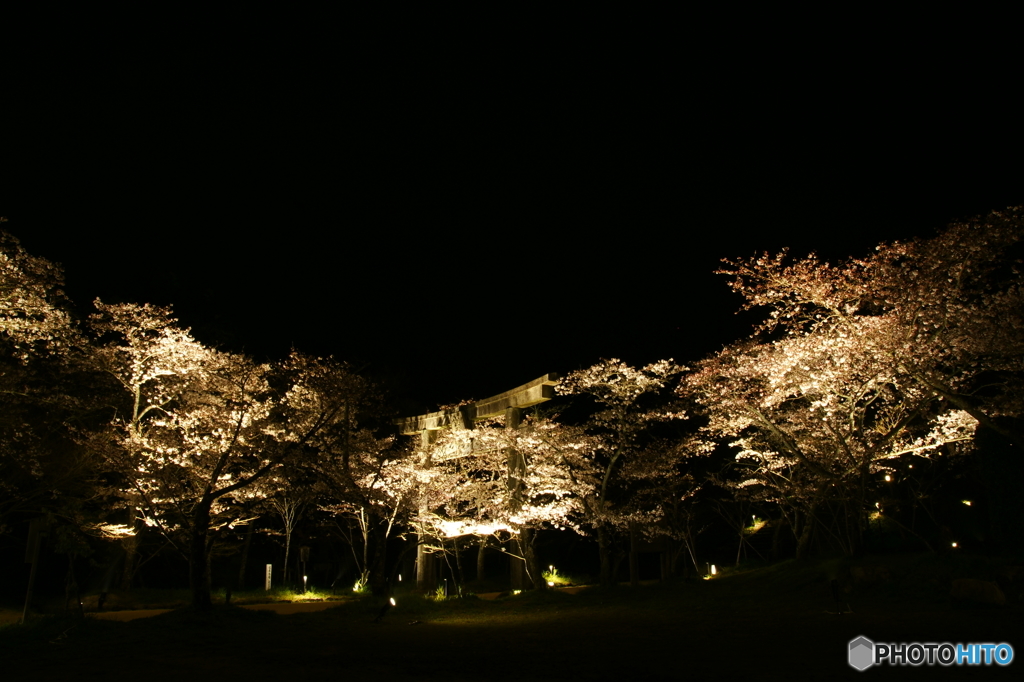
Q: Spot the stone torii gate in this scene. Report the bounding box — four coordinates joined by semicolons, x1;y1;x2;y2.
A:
396;373;559;591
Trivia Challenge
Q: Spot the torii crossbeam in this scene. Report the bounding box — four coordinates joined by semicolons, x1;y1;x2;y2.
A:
395;373;559;437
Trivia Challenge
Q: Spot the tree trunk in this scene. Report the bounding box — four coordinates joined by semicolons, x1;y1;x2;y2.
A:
795;511;815;562
629;522;639;587
237;522;254;590
64;553;84;616
283;525;292;588
120;506;139;590
368;521;390;596
771;518;784;560
597;526;614;588
520;528;546;591
682;532;699;576
453;539;466;595
510;548;525;590
416;532;436;592
476;537;486;583
190;501;214;610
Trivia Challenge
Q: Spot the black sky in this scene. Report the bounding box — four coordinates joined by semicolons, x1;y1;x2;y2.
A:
3;36;1021;412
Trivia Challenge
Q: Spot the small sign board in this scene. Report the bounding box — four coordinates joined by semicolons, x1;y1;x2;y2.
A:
265;564;272;591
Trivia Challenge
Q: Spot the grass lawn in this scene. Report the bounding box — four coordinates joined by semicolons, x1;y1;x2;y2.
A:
2;554;1020;680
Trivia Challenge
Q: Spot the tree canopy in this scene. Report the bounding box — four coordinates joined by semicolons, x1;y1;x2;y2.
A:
2;207;1022;608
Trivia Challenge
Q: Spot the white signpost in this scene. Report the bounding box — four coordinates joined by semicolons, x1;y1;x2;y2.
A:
265;564;272;591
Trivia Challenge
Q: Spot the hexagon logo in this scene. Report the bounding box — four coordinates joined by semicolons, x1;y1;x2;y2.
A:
849;636;874;671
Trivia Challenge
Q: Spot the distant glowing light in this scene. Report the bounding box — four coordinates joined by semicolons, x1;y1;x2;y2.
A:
711;564;717;575
390;597;396;606
962;500;972;506
548;581;555;586
884;474;891;482
951;542;958;548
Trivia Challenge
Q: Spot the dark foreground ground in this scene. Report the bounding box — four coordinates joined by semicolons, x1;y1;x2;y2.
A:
2;554;1020;681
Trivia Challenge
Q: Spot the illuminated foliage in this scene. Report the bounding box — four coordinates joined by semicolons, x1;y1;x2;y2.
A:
719;206;1024;438
0;229;77;360
91;303;275;602
295;357;412;595
419;414;596;539
685;208;1023;556
685;336;977;557
560;358;686;586
0;230;98;541
412;412;598;590
90;305;366;607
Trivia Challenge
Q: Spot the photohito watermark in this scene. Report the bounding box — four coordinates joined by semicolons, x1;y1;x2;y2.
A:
849;636;1014;670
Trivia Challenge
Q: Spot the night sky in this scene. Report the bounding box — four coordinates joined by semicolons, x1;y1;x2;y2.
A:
4;40;1021;413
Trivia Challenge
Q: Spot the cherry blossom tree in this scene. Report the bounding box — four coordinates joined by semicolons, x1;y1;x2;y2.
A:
560;359;685;586
290;356;414;596
685;207;1022;557
718;206;1024;443
246;470;314;589
90;305;355;609
0;228;72;520
684;335;977;558
0;227;77;359
418;414;596;589
0;228;102;549
313;436;413;595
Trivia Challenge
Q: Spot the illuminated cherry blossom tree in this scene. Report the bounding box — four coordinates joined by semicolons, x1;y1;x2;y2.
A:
91;305;356;608
560;359;685;586
294;358;414;595
685;335;977;558
0;227;77;359
686;207;1023;557
418;414;596;588
718;206;1024;443
0;228;98;542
